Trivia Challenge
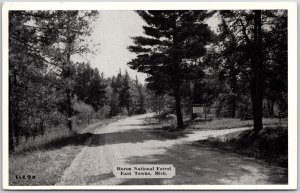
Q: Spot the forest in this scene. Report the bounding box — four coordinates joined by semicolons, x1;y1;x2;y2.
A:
9;10;287;153
128;10;287;130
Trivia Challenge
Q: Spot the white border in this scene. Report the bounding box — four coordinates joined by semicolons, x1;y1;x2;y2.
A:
2;2;297;190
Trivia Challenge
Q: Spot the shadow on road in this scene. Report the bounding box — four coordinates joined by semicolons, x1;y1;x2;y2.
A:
23;122;190;152
85;172;115;185
117;123;161;127
121;142;288;185
88;128;191;147
55;116;288;186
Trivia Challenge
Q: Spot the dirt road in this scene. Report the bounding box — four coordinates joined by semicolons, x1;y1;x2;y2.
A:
57;114;287;185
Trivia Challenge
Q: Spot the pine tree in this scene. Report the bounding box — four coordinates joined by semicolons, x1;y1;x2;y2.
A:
74;63;107;111
134;76;146;114
110;70;124;115
119;71;132;115
108;76;119;116
88;68;107;111
128;11;214;128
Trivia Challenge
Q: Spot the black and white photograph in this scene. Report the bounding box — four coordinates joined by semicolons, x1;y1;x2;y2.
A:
2;2;297;190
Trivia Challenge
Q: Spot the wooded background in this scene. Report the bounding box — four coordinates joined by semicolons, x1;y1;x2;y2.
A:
9;10;287;151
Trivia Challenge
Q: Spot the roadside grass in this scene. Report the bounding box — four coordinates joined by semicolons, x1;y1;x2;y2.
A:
9;117;122;186
9;145;83;185
147;115;288;168
147;114;287;131
195;125;288;168
189;117;287;130
13;117;122;153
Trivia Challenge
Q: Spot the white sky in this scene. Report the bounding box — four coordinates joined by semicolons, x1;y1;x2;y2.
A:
86;11;147;82
75;11;219;83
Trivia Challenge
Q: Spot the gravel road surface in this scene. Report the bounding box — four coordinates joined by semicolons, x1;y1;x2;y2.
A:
57;114;287;185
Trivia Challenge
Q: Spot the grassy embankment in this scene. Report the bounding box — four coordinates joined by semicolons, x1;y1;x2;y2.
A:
9;117;121;186
151;113;287;131
189;117;287;130
189;118;288;168
195;125;288;168
151;115;288;168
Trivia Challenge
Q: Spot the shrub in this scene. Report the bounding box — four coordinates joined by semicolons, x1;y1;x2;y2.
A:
73;100;95;125
154;112;176;123
95;105;111;119
47;111;67;127
197;125;288;168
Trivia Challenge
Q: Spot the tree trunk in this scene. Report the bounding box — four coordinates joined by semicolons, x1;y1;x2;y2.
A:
175;88;184;129
66;17;74;133
172;21;184;129
251;10;263;134
67;89;73;132
268;99;274;117
189;81;193;121
40;119;45;136
204;104;207;123
231;97;236;118
12;72;20;146
230;66;237;118
127;106;131;117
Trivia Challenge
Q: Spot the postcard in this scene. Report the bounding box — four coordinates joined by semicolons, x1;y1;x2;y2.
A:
2;2;297;190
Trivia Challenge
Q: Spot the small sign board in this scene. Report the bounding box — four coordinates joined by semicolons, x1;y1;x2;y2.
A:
193;106;204;114
113;165;175;179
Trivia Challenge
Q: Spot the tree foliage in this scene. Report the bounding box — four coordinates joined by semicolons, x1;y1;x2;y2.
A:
217;10;287;132
109;70;147;116
128;10;214;128
8;9;288;152
9;10;99;151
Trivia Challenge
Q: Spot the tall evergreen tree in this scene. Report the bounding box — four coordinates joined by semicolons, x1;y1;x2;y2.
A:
128;11;214;128
119;71;132;115
74;63;107;111
88;68;107;111
134;76;146;114
110;70;124;115
108;76;120;116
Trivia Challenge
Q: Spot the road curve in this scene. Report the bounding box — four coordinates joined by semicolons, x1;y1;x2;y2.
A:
57;114;287;185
